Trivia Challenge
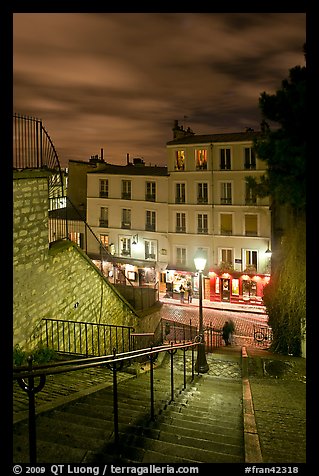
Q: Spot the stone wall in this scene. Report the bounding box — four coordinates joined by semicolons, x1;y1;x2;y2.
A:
13;171;140;353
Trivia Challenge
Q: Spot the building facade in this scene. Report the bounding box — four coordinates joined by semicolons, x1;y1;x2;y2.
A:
70;124;272;306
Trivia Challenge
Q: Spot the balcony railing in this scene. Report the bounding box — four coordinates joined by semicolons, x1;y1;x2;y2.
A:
13;113;64;199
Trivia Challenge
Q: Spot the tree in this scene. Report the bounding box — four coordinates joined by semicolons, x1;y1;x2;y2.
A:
247;51;306;212
249;46;306;356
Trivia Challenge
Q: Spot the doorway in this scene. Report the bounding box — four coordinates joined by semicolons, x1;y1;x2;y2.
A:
221;278;230;301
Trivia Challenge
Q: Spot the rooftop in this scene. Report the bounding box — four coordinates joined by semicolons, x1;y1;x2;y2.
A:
167;130;262;146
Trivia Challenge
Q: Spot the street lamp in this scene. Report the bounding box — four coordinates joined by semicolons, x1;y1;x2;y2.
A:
194;248;209;373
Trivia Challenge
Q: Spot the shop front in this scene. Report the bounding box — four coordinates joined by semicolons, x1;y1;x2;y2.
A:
164;268;195;299
208;271;270;305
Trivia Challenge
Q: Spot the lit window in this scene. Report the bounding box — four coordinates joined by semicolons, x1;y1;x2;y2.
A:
175;150;185;170
245;214;258;236
195;149;207;170
220;214;232;235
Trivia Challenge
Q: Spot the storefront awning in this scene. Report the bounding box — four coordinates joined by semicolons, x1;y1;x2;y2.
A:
166;264;195;275
88;253;156;268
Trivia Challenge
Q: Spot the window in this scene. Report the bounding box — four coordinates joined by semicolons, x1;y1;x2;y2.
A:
175;150;185;170
99;207;108;227
220;182;232;204
100;234;109;250
121;209;131;229
220;214;232;235
220;248;233;268
245;250;258;271
176;247;187;266
245;182;257;205
197;214;208;234
120;237;131;256
195;149;207;170
176;212;186;233
197;183;208;203
175;183;186;203
68;232;83;248
145;210;156;231
99;179;108;198
145;240;156;260
122;180;131;199
220;148;231;170
145;181;156;201
244;147;256;170
245;214;258;236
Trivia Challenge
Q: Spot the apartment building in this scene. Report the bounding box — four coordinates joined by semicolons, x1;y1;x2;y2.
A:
165;122;271;304
70;123;271;306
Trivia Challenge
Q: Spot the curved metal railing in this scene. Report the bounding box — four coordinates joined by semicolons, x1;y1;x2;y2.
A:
13;113;64;199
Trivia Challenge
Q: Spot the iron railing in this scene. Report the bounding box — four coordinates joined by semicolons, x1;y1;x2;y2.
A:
13;113;64;199
13;341;199;463
253;324;273;347
32;318;134;357
159;318;222;352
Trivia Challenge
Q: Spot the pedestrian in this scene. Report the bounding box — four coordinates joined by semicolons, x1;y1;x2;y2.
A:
187;282;193;303
179;283;185;303
228;319;235;345
222;321;231;346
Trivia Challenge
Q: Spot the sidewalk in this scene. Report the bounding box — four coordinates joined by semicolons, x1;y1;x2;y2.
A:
244;345;306;463
159;293;267;315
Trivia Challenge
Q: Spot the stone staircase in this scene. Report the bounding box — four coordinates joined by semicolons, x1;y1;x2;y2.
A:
13;349;245;464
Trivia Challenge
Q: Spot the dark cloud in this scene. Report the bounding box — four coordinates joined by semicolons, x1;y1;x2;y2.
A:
13;13;305;167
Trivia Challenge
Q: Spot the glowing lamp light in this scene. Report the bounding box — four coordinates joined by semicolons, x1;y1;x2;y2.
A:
265;240;272;255
194;248;207;272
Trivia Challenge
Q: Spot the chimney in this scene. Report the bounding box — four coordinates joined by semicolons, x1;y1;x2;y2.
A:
126;153;130;165
100;148;104;161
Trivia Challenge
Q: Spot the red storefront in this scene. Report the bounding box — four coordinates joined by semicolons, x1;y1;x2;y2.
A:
208;271;270;306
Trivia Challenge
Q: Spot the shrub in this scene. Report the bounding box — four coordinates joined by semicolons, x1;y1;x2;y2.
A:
13;344;58;366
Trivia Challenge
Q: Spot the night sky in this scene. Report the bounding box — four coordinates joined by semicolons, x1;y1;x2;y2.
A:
13;13;306;167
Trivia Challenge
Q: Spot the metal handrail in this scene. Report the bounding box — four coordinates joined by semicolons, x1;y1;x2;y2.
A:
13;113;64;199
14;341;199;463
49;195;135;288
32;318;135;357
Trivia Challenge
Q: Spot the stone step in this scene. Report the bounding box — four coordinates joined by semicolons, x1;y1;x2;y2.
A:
13;351;245;464
88;433;243;463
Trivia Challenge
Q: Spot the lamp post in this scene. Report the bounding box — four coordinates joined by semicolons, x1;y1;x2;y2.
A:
194;249;209;373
